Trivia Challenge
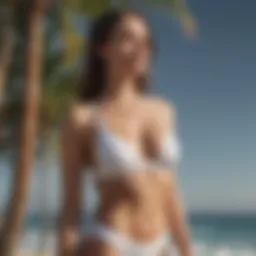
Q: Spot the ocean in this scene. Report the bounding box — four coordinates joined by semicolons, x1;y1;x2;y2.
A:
18;214;256;256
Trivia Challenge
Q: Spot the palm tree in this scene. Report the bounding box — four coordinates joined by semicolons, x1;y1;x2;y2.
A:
0;0;15;106
0;1;49;255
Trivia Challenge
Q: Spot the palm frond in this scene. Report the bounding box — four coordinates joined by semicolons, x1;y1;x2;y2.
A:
145;0;197;38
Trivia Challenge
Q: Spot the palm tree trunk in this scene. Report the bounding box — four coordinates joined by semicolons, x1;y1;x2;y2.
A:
0;1;48;256
0;30;14;106
0;0;15;106
37;129;52;255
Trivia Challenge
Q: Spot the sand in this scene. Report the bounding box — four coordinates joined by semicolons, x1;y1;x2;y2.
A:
18;251;51;256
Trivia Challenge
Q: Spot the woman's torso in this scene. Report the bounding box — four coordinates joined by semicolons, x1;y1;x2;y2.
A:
77;97;178;241
95;170;170;240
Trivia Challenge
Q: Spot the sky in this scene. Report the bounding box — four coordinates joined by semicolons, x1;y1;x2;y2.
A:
150;0;256;213
0;0;255;215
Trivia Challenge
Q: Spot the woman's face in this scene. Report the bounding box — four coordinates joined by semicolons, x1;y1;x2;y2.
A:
100;14;152;79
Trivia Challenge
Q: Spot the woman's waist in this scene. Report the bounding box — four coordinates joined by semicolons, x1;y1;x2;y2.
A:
94;201;168;240
96;172;168;204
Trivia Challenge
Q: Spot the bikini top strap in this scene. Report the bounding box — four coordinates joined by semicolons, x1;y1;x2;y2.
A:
93;104;104;131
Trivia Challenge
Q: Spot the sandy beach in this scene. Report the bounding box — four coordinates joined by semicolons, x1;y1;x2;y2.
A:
18;252;51;256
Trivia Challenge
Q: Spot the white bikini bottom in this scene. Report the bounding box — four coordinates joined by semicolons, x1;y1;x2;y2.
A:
83;221;171;256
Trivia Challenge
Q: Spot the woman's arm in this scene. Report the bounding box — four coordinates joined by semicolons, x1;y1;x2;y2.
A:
57;107;85;256
146;98;192;256
165;171;193;256
162;103;192;256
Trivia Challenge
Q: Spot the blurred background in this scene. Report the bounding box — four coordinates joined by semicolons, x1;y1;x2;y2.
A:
0;0;255;255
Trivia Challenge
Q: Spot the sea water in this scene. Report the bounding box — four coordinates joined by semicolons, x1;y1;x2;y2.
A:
19;214;256;256
190;214;256;256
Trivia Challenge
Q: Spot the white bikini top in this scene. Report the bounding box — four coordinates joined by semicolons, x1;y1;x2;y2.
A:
94;107;182;180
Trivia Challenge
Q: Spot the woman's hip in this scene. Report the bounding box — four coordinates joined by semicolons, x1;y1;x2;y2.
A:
80;219;171;256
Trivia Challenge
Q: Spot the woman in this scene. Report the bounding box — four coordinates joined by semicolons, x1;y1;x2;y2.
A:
58;8;192;256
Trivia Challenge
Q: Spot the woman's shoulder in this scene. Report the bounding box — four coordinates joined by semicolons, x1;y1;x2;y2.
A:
61;101;97;131
141;95;177;121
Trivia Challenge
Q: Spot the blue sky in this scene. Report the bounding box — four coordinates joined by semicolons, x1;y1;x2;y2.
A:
0;0;255;215
150;0;256;213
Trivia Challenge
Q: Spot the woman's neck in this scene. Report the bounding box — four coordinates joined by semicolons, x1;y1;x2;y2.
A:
102;75;139;105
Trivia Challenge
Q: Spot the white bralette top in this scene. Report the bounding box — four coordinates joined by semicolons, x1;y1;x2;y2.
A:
94;108;182;180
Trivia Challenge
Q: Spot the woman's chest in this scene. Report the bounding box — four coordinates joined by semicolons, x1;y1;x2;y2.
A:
91;110;150;169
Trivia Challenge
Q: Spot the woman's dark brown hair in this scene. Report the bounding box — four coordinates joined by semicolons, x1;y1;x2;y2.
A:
78;8;155;101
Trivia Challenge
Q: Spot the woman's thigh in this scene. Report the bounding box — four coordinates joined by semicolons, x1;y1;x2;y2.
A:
79;237;120;256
